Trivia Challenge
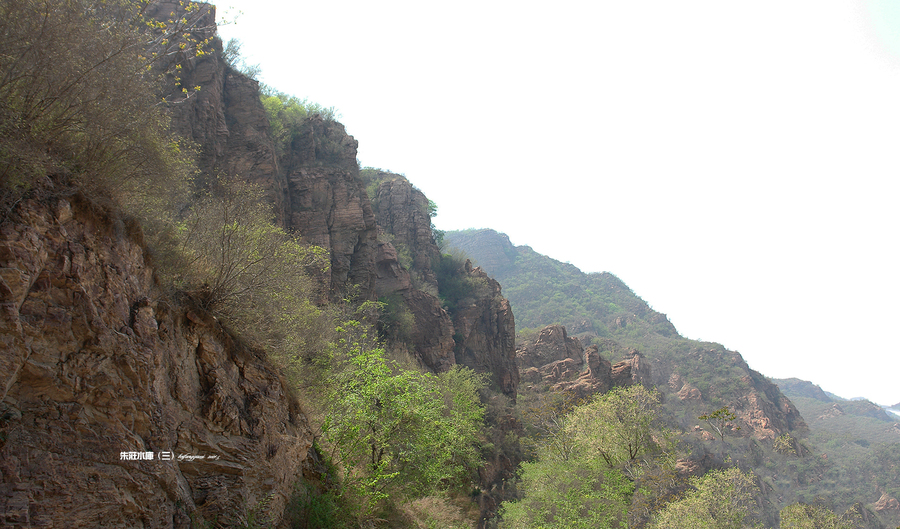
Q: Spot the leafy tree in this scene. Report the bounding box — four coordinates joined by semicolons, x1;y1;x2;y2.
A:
320;325;485;520
564;385;662;469
779;503;855;529
434;251;490;312
699;406;741;442
520;390;584;462
500;457;632;529
649;467;761;529
502;385;683;528
774;433;799;456
222;38;261;79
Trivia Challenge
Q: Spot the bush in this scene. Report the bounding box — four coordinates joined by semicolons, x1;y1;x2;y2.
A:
779;503;855;529
0;0;208;208
170;178;328;363
500;458;632;529
434;252;490;312
260;87;339;156
565;385;662;468
319;322;486;521
648;467;761;529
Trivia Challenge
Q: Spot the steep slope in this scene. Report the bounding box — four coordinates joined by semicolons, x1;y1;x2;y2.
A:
365;172;517;397
0;188;314;527
0;3;520;526
168;36;519;397
772;378;900;525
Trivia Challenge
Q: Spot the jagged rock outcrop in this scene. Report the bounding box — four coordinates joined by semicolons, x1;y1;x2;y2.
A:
0;192;313;527
168;17;378;299
373;175;440;289
360;173;519;397
162;5;288;226
516;324;649;398
452;263;518;398
283;158;378;298
398;289;457;373
165;10;521;393
733;370;807;440
374;235;412;295
875;492;900;515
516;325;582;369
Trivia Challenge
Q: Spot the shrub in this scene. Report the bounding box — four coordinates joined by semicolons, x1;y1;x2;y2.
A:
171;178;328;363
565;385;662;468
0;0;208;208
260;87;340;156
648;467;761;529
319;324;485;521
222;38;261;79
434;252;490;311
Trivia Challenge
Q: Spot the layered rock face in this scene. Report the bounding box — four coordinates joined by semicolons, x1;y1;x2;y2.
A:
281;119;378;298
365;175;519;397
517;325;650;398
452;263;519;397
163;13;520;394
0;193;313;527
168;22;376;299
735;370;808;439
373;175;441;289
160;5;288;225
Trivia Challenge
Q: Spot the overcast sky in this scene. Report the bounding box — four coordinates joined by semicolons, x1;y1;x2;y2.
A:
217;1;900;406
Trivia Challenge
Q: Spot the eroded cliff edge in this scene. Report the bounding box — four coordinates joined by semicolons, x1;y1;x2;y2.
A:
0;190;314;526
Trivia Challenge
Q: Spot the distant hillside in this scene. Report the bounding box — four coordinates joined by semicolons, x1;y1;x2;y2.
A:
447;229;900;527
772;377;900;515
772;378;832;402
773;378;896;422
444;229;678;339
445;228;805;438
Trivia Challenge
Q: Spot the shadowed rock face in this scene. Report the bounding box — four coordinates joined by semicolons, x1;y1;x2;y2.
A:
168;34;521;393
169;33;377;299
452;264;519;398
373;176;441;289
0;194;313;527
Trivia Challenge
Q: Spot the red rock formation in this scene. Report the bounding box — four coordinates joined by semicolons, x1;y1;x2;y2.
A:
516;324;649;399
400;289;457;373
373;175;441;289
516;325;583;369
875;492;900;515
0;193;312;526
453;264;518;398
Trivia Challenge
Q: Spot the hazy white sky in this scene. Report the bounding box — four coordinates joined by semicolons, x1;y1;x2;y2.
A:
217;1;900;405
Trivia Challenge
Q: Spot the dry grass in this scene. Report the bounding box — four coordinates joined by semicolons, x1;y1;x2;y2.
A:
398;496;479;529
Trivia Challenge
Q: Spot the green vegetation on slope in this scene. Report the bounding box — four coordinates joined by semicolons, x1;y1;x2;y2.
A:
448;228;899;528
774;380;900;511
1;1;487;525
0;0;206;215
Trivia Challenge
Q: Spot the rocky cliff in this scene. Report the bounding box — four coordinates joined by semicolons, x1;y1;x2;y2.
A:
0;5;525;525
167;13;378;300
0;188;313;527
367;174;518;397
167;29;519;398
